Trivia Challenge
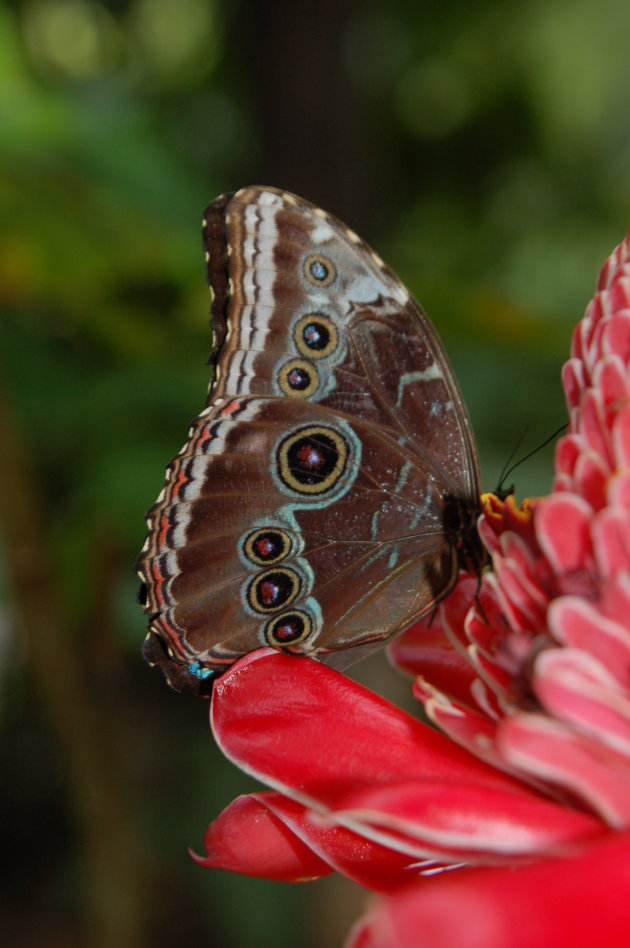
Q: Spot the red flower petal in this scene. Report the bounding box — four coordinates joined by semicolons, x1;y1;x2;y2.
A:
191;792;332;881
194;790;428;892
593;354;629;406
210;650;530;808
497;531;538;575
326;777;603;858
601;311;630;363
597;233;630;289
548;597;630;687
470;647;514;695
572;298;599;365
601;572;630;625
499;713;630;826
491;557;546;629
533;648;630;753
561;359;586;410
578;389;613;466
612;401;630;467
438;574;480;647
572;449;608;509
592;507;630;575
608;468;630;506
607;277;630;317
535;494;593;575
386;620;476;705
205;650;606;888
346;831;630;948
554;431;581;476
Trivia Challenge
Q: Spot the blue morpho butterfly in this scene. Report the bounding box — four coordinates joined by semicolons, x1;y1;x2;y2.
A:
136;187;483;694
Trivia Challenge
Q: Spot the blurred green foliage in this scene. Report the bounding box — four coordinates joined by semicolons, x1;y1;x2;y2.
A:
1;0;629;945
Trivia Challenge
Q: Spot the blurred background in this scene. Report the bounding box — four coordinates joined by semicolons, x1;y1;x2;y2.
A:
1;0;629;945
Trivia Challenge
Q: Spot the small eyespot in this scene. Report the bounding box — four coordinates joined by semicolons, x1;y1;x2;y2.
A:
243;528;292;566
278;358;319;398
247;567;301;614
303;254;336;286
265;610;313;648
294;314;338;359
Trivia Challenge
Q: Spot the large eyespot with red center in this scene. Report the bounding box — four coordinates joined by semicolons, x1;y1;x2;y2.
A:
294;313;338;359
243;528;292;566
278;358;319;398
277;425;349;495
303;254;336;287
246;567;301;614
265;610;313;648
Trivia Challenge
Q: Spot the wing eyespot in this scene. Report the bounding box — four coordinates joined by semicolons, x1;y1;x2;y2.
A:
243;528;292;566
276;425;348;495
278;358;320;398
246;567;302;614
265;609;313;647
293;314;338;359
303;254;336;286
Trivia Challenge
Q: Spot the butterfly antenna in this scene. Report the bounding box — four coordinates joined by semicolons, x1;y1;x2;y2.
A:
495;426;529;499
495;423;567;499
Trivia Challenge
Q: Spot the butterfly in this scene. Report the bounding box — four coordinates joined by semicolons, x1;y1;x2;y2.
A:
136;186;483;694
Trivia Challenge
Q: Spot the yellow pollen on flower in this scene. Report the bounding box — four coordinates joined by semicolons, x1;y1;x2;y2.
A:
481;492;534;526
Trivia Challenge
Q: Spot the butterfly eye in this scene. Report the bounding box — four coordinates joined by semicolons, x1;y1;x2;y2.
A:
303;254;336;286
265;610;313;647
294;314;338;359
278;358;319;398
246;567;302;613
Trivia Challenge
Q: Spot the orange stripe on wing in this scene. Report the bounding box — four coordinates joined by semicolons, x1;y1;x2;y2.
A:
157;511;171;551
171;464;190;500
154;615;188;658
192;422;214;452
151;559;167;607
221;398;241;416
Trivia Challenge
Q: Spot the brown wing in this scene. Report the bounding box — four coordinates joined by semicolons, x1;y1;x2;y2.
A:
136;187;481;693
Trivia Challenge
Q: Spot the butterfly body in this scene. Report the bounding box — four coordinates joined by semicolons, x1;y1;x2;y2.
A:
137;187;482;694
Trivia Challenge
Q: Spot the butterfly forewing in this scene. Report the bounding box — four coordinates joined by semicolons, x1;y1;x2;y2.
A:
136;186;481;693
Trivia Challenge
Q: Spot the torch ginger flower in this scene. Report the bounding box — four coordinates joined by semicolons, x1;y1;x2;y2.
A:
195;231;630;946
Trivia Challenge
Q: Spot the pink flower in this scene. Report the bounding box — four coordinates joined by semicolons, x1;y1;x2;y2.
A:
195;230;630;945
